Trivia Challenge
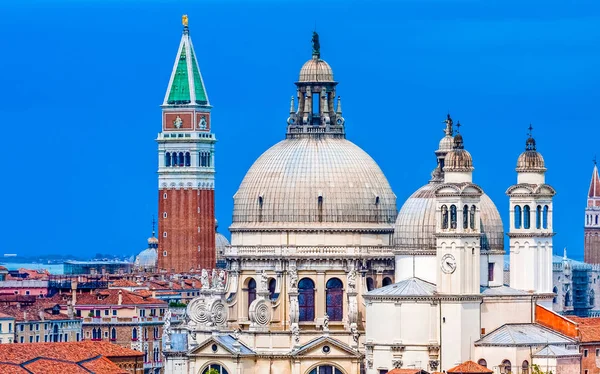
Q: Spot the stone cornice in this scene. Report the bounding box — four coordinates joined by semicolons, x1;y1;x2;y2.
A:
364;293;483;302
507;232;555;238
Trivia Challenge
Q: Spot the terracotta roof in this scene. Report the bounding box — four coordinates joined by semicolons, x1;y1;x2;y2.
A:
447;360;493;374
0;341;136;374
110;279;140;288
569;316;600;342
388;369;427;374
50;288;166;307
0;341;142;363
0;312;14;319
0;303;74;322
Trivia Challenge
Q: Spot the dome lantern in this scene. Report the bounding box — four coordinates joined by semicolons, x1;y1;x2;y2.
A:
516;124;546;184
287;32;345;139
443;121;474;183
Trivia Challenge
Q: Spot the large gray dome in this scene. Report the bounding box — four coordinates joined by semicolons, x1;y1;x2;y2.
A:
394;182;504;253
231;137;397;230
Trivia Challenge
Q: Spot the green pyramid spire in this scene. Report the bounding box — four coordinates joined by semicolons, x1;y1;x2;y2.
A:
164;18;210;106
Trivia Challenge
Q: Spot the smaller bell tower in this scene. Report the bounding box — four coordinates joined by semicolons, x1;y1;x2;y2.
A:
506;126;555;300
585;160;600;264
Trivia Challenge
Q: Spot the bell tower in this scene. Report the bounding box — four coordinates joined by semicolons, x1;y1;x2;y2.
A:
506;126;555;299
157;15;216;273
585;161;600;263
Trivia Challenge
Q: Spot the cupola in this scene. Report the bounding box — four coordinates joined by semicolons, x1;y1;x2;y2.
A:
516;125;546;184
443;122;474;183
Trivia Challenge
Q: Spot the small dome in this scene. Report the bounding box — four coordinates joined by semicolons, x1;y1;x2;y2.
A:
444;134;474;172
148;236;158;245
516;137;546;172
216;232;230;258
394;183;504;252
299;56;334;82
444;149;474;172
135;248;157;268
438;135;454;153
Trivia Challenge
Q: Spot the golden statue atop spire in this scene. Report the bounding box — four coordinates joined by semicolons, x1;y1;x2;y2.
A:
182;14;189;27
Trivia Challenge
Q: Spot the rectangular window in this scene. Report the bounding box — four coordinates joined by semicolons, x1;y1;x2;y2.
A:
596;348;599;356
104;310;109;316
585;370;589;374
113;310;117;316
312;93;320;114
584;349;589;357
488;263;495;282
19;325;23;332
35;335;39;342
29;336;33;343
44;335;48;342
36;324;39;331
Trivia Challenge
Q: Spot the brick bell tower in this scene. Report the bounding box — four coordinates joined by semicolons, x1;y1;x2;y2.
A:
157;15;216;273
585;160;600;263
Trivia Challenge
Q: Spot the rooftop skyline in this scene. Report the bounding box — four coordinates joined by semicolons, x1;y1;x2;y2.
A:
1;0;599;259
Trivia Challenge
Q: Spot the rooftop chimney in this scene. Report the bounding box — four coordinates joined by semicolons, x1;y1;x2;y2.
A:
118;290;123;306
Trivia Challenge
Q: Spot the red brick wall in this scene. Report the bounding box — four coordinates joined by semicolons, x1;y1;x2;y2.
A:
585;229;600;264
157;188;216;272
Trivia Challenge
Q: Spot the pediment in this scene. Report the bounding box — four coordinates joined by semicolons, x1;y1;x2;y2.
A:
291;336;361;358
190;334;255;356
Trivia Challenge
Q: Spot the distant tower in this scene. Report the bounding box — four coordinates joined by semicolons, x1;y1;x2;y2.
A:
157;15;216;273
584;160;600;263
506;126;555;300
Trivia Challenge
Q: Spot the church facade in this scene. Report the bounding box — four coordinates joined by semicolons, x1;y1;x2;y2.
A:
160;16;575;374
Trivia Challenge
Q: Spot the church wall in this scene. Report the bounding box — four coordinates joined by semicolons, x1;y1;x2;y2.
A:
480;298;533;335
440;301;480;371
480;253;504;287
394;255;437;283
366;300;437;372
556;356;581;374
473;346;530;374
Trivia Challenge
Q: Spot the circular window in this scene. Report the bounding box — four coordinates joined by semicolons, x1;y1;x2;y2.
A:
322;345;331;354
211;344;218;353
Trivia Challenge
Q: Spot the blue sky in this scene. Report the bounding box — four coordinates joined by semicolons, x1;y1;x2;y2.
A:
0;0;599;260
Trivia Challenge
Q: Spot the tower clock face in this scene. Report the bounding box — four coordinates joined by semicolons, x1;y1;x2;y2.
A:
441;253;457;274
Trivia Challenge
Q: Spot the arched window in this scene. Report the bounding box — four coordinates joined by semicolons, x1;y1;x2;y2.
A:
268;278;277;300
308;365;344;374
595;215;597;225
522;361;529;374
178;152;184;167
514;205;522;229
536;205;542;229
590;289;595;307
298;278;315;322
553;286;558;304
450;205;457;229
523;205;531;229
171;152;178;166
441;205;448;229
470;205;476;230
247;279;256;310
202;364;229;374
185;152;191;167
543;205;549;229
111;327;116;341
318;196;323;223
258;196;263;222
144;327;148;341
382;277;392;287
478;359;487;368
131;327;137;341
165;152;171;167
366;277;374;291
501;359;512;374
463;205;469;229
565;291;571;307
143;346;148;362
326;278;344;321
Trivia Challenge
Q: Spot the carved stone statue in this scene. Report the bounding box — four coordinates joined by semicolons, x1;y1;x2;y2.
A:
291;323;300;345
163;309;172;334
288;265;298;290
211;269;218;289
232;327;241;340
217;270;226;290
260;270;268;292
312;31;320;57
350;323;359;343
347;269;357;292
323;313;329;332
201;269;209;289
